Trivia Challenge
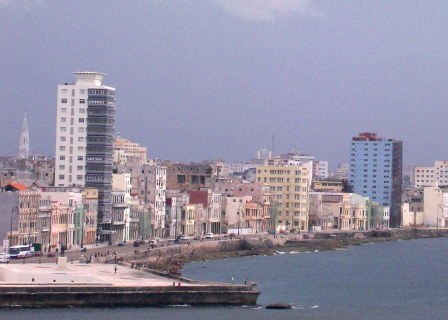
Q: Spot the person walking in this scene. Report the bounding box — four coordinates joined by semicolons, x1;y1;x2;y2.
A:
114;266;117;274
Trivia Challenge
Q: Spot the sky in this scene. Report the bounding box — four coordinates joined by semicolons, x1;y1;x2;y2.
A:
1;0;448;170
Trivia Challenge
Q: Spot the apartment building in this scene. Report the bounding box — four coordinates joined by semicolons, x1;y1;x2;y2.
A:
414;161;448;188
349;132;402;227
256;161;310;232
54;72;115;234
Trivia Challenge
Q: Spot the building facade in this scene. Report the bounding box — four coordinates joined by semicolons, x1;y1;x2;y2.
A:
349;132;403;227
54;72;115;238
256;162;310;232
414;161;448;188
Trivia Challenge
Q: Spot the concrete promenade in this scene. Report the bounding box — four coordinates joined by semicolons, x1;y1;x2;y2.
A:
0;261;203;286
0;260;260;307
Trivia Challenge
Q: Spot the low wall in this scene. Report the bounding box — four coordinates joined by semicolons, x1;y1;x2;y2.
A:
313;228;448;240
0;284;259;307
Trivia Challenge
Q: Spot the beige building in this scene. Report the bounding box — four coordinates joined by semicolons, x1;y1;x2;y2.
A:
423;186;448;228
311;180;343;193
402;202;424;227
309;192;342;230
414;161;448;188
256;162;310;232
18;189;40;246
113;135;147;165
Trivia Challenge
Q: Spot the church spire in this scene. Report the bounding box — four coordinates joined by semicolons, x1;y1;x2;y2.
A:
18;111;30;159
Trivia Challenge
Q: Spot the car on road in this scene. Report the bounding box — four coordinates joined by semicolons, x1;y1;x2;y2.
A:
17;251;32;259
204;232;214;239
180;235;189;240
0;253;10;263
47;251;56;258
133;240;141;247
117;241;126;247
149;239;157;247
229;233;236;239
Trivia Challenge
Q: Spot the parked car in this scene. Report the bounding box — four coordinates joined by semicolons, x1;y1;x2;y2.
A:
180;235;189;240
117;241;125;247
33;251;43;256
17;251;32;259
47;251;56;258
133;241;141;247
0;253;10;263
229;233;236;239
204;232;214;239
149;240;157;248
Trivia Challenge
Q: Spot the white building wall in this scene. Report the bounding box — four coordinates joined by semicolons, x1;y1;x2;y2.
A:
423;187;443;227
55;72;110;188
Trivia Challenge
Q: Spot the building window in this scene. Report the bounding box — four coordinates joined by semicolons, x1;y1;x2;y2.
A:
78;156;83;161
60;127;66;132
61;98;67;103
79;99;86;104
79;108;85;113
60;136;66;142
61;117;67;123
59;156;65;160
79;118;84;123
60;146;65;151
77;175;83;180
58;174;65;179
77;166;83;170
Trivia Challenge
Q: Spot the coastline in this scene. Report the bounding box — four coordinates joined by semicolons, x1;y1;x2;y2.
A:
129;229;448;275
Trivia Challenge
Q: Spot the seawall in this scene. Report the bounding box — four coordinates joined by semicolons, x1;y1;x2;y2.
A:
0;283;259;307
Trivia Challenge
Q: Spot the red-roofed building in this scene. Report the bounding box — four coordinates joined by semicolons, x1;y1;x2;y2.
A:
4;182;28;192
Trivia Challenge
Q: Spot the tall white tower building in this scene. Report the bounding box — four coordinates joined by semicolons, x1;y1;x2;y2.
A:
55;72;116;228
18;111;30;159
55;72;112;187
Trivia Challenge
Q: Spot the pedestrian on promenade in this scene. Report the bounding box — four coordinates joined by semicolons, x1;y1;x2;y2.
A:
231;275;234;283
244;276;247;285
114;266;117;274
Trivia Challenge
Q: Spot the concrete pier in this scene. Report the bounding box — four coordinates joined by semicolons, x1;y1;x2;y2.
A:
0;263;259;307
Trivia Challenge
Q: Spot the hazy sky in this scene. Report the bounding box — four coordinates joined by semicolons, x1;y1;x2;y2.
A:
1;0;447;169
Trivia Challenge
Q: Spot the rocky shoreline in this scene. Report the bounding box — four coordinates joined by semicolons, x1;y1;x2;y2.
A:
126;229;447;276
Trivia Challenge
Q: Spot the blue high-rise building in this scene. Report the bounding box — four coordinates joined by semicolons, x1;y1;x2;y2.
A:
349;133;403;227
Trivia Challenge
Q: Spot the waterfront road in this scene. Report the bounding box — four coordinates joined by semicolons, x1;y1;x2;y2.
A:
8;234;269;264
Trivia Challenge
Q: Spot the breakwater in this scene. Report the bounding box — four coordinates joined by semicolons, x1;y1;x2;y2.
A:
0;283;259;307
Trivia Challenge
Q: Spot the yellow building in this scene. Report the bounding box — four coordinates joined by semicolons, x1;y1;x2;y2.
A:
256;162;310;232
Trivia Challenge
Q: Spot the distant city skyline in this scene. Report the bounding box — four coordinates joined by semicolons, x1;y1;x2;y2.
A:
2;1;448;168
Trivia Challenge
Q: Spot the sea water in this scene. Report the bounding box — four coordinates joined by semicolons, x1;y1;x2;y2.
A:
3;237;448;320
